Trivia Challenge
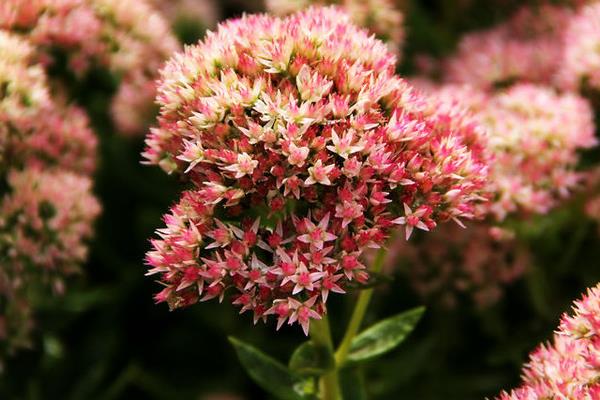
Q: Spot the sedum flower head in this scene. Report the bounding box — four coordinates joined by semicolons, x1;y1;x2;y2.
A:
392;79;595;313
0;31;99;360
265;0;404;56
144;7;489;334
557;3;600;92
0;168;100;362
485;85;595;219
432;83;596;221
0;168;100;277
497;283;600;399
0;30;97;174
0;0;179;135
444;5;571;89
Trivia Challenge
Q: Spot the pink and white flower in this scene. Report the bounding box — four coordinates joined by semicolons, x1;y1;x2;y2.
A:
144;7;489;334
497;283;600;399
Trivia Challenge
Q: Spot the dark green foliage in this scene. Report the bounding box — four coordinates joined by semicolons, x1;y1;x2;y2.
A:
229;337;310;400
347;307;425;363
289;341;335;377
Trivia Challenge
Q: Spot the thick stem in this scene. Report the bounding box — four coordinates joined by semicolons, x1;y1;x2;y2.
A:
334;248;387;366
310;316;341;400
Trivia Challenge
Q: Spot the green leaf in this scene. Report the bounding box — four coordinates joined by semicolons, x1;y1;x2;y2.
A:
228;337;306;400
289;341;335;376
347;306;425;363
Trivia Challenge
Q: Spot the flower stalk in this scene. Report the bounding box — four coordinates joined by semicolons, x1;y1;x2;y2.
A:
335;248;387;367
310;248;388;400
310;316;341;400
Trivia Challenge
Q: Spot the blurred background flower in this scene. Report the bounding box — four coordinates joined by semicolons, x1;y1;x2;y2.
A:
1;0;179;135
0;30;99;368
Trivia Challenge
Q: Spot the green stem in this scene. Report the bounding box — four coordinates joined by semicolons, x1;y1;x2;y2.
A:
310;316;341;400
334;248;387;366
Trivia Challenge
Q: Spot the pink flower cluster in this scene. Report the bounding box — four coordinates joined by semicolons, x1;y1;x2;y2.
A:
497;283;600;399
265;0;404;55
0;169;99;360
444;1;600;96
394;223;528;309
0;0;179;135
144;7;489;334
0;31;98;172
404;3;599;311
1;169;100;282
424;1;600;229
391;81;594;309
557;3;600;92
0;31;99;359
444;5;571;89
433;84;596;221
